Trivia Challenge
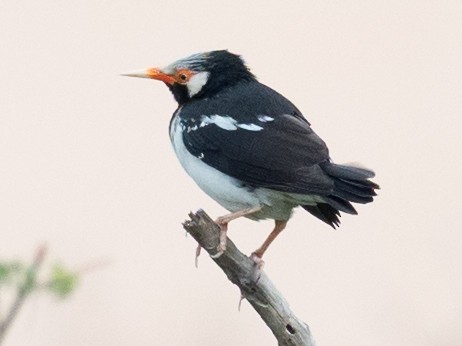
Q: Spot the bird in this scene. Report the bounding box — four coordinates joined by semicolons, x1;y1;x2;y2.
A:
122;50;378;264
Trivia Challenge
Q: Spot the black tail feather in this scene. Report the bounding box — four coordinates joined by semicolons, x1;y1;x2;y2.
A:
335;178;377;198
321;162;376;180
303;162;379;227
322;195;358;214
339;177;380;190
302;204;341;229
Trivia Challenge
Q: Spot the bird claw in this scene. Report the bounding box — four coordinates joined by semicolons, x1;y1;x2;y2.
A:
250;252;265;268
213;220;228;257
210;247;224;259
218;235;227;253
238;293;245;311
195;244;201;268
250;252;265;283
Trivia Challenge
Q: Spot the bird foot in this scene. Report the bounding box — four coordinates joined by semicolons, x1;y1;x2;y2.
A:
212;207;263;258
212;219;228;257
215;215;229;225
250;252;265;268
250;252;265;283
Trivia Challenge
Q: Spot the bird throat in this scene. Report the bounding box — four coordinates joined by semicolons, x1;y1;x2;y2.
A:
167;83;190;105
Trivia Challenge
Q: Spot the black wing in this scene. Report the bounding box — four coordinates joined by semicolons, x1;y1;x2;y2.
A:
178;82;334;195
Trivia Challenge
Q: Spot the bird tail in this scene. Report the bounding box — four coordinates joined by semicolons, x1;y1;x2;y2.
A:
302;162;379;228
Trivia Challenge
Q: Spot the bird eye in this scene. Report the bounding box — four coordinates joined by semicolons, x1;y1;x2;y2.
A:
176;69;192;84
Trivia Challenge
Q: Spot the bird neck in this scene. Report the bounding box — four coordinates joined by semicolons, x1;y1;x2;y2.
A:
167;83;190;105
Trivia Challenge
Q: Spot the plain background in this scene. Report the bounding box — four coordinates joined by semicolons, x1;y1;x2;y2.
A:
1;1;461;345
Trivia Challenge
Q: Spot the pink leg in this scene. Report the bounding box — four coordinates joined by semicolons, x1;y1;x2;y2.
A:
215;206;263;225
251;220;288;266
213;206;263;257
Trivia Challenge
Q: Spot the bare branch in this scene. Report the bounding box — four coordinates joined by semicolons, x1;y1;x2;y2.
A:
0;245;47;345
183;210;316;346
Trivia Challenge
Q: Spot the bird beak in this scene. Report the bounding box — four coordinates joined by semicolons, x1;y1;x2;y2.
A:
120;68;175;85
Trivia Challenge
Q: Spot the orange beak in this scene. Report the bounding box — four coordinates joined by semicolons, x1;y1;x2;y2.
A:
120;68;176;85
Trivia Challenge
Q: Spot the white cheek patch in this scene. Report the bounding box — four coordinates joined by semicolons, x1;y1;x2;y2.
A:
187;71;210;97
199;115;264;132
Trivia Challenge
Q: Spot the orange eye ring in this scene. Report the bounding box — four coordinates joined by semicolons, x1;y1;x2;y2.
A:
175;69;194;84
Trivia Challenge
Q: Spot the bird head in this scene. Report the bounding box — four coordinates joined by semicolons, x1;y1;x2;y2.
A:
121;50;256;105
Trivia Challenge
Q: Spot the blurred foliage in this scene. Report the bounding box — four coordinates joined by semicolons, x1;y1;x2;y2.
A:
0;260;78;298
0;253;79;345
46;264;79;298
0;261;25;286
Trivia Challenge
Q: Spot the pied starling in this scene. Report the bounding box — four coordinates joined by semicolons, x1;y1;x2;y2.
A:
122;50;378;262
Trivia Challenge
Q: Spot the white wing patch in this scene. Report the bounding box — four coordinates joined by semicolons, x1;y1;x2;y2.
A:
237;123;263;131
200;115;238;130
199;115;264;131
257;115;274;122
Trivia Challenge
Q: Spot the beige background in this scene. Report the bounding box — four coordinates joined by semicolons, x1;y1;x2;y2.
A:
1;1;461;345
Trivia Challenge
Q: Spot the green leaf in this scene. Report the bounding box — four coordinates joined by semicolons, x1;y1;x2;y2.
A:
47;264;78;298
0;261;26;285
0;263;9;282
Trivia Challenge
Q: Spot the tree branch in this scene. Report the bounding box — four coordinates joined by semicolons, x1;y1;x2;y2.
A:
183;209;316;346
0;245;47;345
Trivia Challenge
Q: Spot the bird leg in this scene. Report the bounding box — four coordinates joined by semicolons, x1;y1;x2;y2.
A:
212;206;263;257
215;206;263;225
251;220;288;269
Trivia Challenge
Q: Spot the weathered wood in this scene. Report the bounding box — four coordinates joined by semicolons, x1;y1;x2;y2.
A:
183;210;316;346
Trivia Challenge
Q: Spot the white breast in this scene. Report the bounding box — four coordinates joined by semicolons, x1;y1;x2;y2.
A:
169;113;262;213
